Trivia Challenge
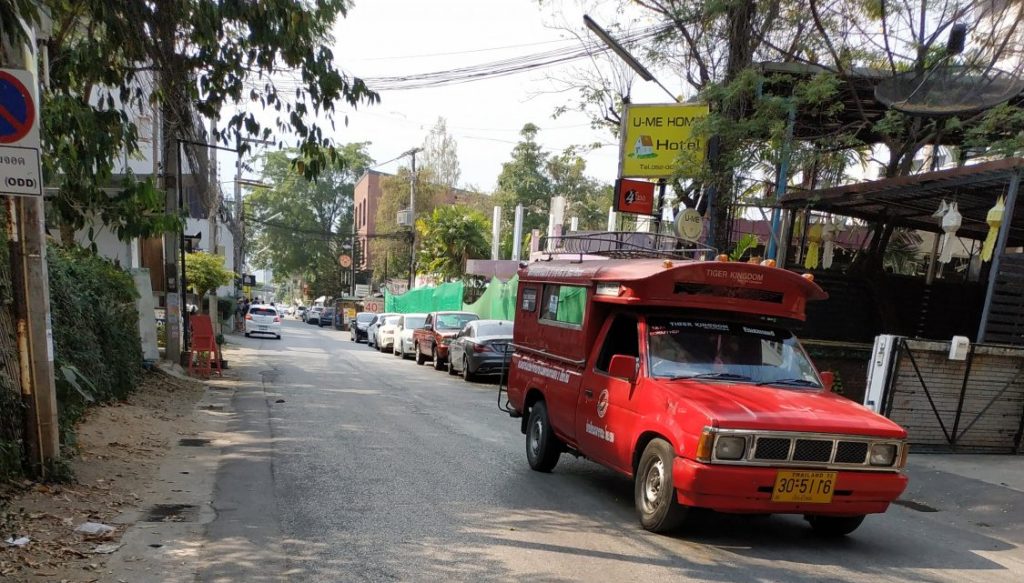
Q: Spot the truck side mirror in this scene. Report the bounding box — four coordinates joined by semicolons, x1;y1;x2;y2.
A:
819;371;835;391
609;355;639;383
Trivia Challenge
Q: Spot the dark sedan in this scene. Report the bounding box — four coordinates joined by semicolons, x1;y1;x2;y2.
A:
447;319;514;381
351;312;375;343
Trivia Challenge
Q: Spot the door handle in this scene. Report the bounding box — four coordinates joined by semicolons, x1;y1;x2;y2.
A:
584;389;594;398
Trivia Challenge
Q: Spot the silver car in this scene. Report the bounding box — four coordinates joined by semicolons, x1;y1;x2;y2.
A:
447;320;514;381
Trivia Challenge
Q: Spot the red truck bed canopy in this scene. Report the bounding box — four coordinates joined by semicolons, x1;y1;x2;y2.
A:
521;259;826;324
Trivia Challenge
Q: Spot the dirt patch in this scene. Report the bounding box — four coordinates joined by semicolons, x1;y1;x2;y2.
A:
0;369;205;582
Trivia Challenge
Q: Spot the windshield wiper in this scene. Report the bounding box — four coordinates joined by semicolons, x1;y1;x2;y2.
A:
670;372;753;382
756;378;821;388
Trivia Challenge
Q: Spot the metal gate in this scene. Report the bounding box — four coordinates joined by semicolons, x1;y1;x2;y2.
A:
881;338;1024;453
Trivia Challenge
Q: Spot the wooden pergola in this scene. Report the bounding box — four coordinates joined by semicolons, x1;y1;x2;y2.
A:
781;158;1024;345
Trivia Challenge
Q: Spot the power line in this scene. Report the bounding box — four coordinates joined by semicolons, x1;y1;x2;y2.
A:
357;37;580;61
358;24;670;91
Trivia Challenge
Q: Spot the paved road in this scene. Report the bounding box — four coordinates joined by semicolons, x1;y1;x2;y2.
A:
197;319;1024;582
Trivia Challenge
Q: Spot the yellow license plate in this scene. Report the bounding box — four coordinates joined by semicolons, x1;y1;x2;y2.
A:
771;470;837;503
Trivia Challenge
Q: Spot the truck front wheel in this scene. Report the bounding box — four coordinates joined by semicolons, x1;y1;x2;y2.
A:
526;401;561;472
635;438;688;533
807;515;865;537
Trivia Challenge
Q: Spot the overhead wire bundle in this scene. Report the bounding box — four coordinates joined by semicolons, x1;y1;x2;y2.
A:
358;24;671;91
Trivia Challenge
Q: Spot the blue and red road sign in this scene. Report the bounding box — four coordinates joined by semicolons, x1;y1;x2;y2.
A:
0;71;35;145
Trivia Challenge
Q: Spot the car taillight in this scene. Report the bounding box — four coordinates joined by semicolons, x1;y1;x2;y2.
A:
273;316;281;323
473;343;492;353
245;314;253;320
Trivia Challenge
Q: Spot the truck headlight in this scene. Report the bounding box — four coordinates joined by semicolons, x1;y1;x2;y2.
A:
714;436;746;460
869;443;897;466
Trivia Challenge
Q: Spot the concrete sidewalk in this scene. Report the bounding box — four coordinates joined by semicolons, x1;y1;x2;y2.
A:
901;453;1024;548
909;453;1024;493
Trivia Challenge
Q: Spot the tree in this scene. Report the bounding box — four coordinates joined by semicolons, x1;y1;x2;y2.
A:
421;117;462;191
416;206;490;282
185;252;235;311
40;0;379;243
247;144;372;296
369;167;446;283
547;148;614;231
495;124;552;254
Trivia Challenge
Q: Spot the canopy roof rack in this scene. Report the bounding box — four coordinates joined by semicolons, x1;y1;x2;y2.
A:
541;232;716;260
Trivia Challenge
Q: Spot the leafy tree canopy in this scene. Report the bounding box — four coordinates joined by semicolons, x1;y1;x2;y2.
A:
185;251;235;306
247;144;372;291
416;206;490;282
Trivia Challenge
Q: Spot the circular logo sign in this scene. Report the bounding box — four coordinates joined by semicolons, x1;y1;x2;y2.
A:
675;208;703;241
596;389;610;419
339;254;352;268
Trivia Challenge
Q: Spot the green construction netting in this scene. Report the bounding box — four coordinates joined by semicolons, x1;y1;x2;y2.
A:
556;285;586;325
385;281;465;313
462;276;518;320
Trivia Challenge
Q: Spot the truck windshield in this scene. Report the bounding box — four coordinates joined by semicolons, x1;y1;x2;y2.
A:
646;317;821;387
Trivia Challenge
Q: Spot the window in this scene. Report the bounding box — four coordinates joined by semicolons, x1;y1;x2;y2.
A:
435;313;478;330
404;316;426;329
596;315;640;372
250;307;277;316
521;287;537;312
645;317;820;386
476;322;513;337
460;324;474;338
540;285;586;327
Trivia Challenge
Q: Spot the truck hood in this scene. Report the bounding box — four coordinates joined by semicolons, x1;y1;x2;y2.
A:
669;381;906;439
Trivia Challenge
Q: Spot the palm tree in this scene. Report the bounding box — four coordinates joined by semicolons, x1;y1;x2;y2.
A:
416;206;490;281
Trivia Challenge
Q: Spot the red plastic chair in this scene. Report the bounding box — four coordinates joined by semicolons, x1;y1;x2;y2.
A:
188;315;221;378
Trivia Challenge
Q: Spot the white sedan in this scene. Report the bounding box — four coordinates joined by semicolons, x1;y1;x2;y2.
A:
393;313;427;358
244;305;282;339
376;315;403;352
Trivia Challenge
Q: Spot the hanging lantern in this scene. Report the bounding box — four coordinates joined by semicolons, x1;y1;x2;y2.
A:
821;221;839;269
981;196;1005;262
939;202;962;264
804;221;823;270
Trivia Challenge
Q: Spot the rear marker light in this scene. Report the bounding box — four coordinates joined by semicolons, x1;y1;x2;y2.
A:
760;259;776;267
716;254;730;262
245;314;253;320
802;273;815;282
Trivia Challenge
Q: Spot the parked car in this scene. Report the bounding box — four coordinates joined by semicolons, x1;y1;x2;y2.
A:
505;258;909;536
351;312;375;343
244;304;282;339
306;306;324;325
447;320;514;381
376;314;403;352
393;313;427;358
296;306;308;321
367;312;397;349
319;307;336;328
413;311;480;371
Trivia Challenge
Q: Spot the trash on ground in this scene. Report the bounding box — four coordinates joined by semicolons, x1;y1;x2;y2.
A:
4;536;30;547
74;522;115;537
91;542;124;554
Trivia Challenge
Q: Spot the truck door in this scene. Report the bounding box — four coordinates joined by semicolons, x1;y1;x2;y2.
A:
577;313;641;473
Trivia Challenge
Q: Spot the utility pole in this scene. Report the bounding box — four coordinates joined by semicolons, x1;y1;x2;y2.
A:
406;147;422;291
2;26;60;473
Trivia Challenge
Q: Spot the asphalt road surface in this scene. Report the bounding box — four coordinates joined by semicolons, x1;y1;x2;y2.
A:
196;319;1024;582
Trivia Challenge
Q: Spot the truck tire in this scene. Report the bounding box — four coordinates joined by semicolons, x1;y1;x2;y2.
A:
807;515;865;537
415;344;426;365
526;401;561;472
635;438;688;533
432;347;445;371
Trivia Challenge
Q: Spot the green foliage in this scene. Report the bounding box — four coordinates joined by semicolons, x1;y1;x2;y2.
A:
729;233;761;262
370;167;446;282
217;297;236;324
185;252;235;307
0;211;24;480
248;145;372;294
40;0;378;241
415;206;490;282
47;246;143;446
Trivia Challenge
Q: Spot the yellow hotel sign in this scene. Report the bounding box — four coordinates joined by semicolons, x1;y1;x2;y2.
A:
619;103;709;179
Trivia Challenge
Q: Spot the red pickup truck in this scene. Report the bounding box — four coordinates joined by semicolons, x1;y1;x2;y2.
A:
413;311;479;371
505;257;908;536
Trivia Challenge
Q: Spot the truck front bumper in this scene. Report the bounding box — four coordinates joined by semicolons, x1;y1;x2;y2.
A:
672;457;908;516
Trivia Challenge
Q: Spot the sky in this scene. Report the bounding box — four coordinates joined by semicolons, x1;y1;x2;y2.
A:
222;0;672;193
